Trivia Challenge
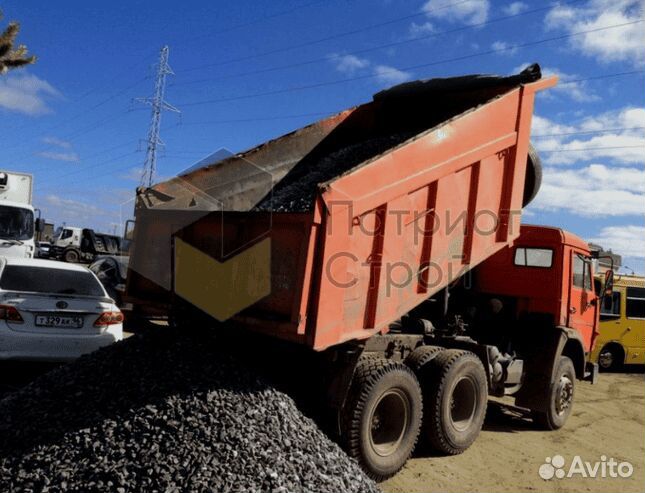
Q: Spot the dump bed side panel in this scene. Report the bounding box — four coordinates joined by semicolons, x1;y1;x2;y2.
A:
126;75;554;351
308;83;544;349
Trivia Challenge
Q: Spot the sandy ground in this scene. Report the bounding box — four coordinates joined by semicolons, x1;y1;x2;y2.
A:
382;370;645;493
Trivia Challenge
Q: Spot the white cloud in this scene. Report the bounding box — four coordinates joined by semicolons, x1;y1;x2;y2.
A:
42;136;72;149
35;151;80;162
329;54;370;74
531;182;644;218
422;0;489;24
503;1;528;15
373;65;413;85
545;0;645;65
0;74;61;115
409;21;435;36
528;107;645;218
532;108;645;165
41;194;112;225
491;40;518;55
328;55;413;85
588;225;645;258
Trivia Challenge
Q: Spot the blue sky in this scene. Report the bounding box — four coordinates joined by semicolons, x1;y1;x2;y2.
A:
1;0;643;272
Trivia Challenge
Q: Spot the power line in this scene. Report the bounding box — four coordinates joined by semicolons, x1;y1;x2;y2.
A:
173;0;586;87
178;0;334;46
176;20;644;107
27;140;138;174
169;83;645;126
170;111;334;126
5;52;156;150
539;145;645;152
179;0;476;73
6;107;144;165
532;126;645;138
34;150;140;192
558;70;645;86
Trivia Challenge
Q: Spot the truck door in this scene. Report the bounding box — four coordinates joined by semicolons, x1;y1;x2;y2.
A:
568;251;597;351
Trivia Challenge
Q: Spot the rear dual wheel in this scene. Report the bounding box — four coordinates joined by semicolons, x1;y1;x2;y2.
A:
342;358;423;481
419;349;488;455
342;349;488;480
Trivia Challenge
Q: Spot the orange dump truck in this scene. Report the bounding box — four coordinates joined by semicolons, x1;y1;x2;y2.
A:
126;65;603;479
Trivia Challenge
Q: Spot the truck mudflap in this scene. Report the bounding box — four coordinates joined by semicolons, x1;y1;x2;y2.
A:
584;361;599;384
514;326;587;412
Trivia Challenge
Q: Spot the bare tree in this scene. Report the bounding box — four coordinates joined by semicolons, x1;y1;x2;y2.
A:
0;10;36;74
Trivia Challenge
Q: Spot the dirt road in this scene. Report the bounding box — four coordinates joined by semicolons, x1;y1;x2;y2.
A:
382;371;645;493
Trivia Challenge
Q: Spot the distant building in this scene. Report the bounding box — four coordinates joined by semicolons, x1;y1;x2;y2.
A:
588;242;621;273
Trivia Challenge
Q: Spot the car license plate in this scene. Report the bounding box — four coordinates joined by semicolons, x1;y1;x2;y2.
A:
35;314;84;328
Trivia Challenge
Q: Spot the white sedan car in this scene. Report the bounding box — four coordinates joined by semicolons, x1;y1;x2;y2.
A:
0;257;123;361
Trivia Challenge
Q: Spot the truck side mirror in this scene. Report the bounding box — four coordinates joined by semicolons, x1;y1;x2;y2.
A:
603;269;614;295
35;218;46;232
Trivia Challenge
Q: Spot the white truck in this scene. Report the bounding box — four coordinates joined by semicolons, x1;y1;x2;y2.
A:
0;170;43;259
51;226;125;263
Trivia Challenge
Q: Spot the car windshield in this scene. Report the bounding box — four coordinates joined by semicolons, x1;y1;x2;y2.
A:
0;206;34;241
0;265;105;297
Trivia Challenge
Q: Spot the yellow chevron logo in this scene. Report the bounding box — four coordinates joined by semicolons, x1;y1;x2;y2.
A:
174;236;271;321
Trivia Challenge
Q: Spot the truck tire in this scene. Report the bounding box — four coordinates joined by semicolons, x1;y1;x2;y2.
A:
532;356;575;430
421;349;488;455
342;358;423;481
522;143;542;207
63;248;81;263
405;345;444;372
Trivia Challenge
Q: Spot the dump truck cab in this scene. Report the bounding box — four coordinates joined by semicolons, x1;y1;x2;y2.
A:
475;224;599;369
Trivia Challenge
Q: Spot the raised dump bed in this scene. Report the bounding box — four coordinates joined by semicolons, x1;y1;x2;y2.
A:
127;65;556;350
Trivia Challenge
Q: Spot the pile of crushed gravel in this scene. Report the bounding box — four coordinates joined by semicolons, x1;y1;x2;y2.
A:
0;328;379;493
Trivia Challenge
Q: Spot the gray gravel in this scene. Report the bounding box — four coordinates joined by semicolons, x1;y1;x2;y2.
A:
0;328;379;493
254;133;417;212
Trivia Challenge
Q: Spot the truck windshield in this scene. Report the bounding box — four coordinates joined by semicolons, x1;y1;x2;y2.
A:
0;265;105;297
0;206;34;241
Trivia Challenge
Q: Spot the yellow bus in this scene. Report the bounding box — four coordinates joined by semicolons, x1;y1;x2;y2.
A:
591;274;645;370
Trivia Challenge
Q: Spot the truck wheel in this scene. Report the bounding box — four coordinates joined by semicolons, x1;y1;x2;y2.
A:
405;345;443;372
422;349;488;455
598;343;624;371
63;248;80;263
522;143;542;207
342;358;423;481
532;356;575;430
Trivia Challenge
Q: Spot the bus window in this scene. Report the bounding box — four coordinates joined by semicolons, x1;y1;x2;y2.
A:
626;287;645;320
600;291;621;321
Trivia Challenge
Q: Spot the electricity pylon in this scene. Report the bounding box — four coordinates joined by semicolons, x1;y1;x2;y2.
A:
137;45;179;188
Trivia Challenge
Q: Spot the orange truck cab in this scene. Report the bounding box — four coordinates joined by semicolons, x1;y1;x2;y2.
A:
471;224;599;411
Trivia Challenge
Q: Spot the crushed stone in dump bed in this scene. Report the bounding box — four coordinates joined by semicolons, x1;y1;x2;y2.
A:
253;132;418;212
